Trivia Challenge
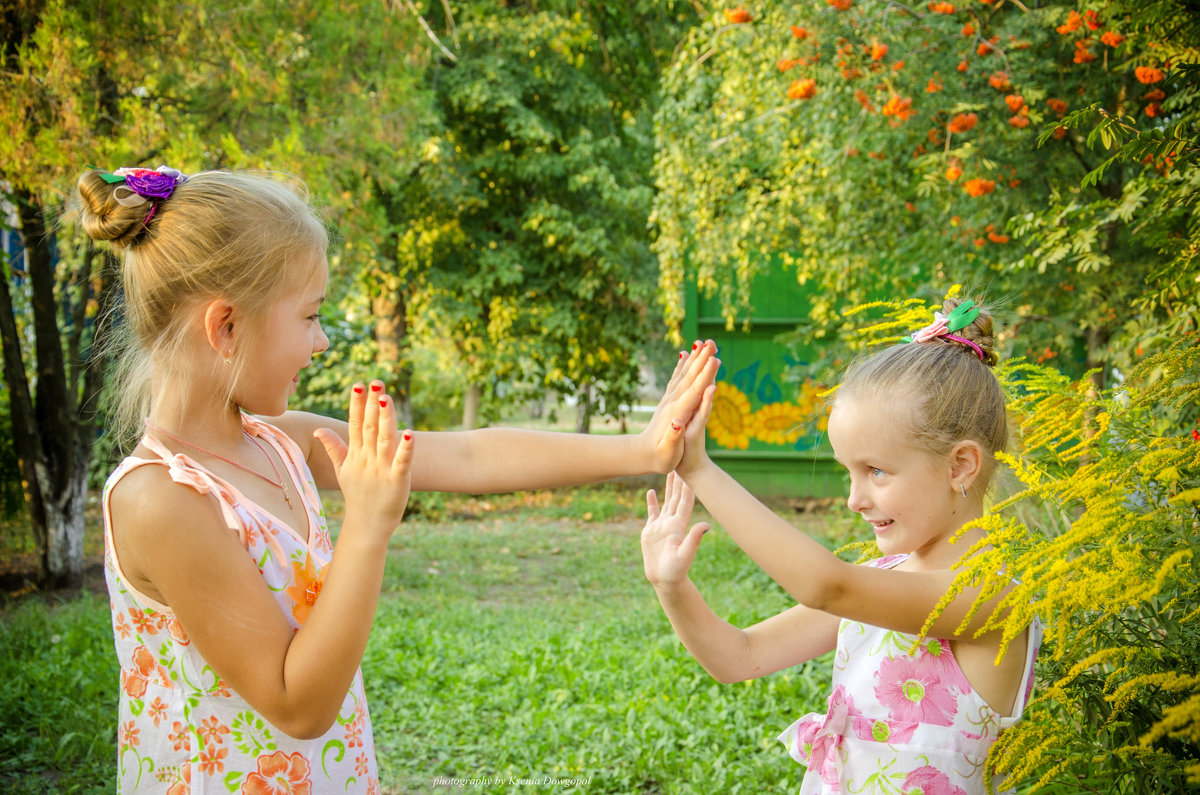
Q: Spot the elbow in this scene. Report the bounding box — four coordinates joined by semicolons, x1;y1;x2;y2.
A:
272;704;340;741
797;564;849;615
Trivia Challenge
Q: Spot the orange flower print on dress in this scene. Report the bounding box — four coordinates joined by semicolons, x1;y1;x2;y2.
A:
169;721;191;752
120;720;141;751
198;715;231;747
199;744;229;776
122;644;173;699
166;762;192;795
149;696;169;726
115;612;133;640
285;554;326;624
242;750;313;795
129;608;162;636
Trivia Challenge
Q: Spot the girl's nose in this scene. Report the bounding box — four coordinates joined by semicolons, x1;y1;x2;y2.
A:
314;325;330;355
846;479;869;514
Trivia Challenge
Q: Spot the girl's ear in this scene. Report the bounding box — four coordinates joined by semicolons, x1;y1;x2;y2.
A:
949;439;984;492
202;299;237;359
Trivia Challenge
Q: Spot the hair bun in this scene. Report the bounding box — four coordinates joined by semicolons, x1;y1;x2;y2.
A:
942;296;998;367
76;171;152;248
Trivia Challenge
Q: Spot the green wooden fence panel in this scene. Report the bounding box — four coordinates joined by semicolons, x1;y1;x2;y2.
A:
682;266;844;498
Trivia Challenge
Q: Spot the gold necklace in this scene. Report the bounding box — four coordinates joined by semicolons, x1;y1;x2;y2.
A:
144;421;295;510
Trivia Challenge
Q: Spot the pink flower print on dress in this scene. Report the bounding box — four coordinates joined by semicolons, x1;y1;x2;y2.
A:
903;764;969;795
875;655;959;726
852;714;918;745
920;638;971;693
788;684;861;786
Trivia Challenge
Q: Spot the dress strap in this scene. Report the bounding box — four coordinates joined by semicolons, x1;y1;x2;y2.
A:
116;436;289;565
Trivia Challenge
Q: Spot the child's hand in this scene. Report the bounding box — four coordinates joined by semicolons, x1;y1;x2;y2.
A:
641;471;710;588
313;381;414;539
674;380;715;480
643;341;719;473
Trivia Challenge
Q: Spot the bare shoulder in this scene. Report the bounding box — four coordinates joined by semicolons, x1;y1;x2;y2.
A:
107;460;231;602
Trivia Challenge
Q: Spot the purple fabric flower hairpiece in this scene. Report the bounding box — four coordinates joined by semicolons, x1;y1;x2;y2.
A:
111;166;188;200
98;165;188;228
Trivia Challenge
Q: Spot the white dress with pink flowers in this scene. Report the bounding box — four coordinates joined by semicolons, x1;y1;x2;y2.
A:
777;555;1041;795
103;415;380;793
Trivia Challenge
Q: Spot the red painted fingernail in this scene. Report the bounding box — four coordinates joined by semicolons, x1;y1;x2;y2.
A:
403;431;412;441
370;383;383;392
352;385;364;394
692;341;700;350
679;351;686;359
379;397;388;407
671;421;681;431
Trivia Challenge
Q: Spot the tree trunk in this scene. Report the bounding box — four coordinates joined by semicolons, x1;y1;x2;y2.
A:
461;383;482;430
371;283;414;430
0;191;95;589
574;383;593;434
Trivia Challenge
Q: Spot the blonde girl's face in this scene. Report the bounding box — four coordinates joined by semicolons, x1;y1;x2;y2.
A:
233;252;330;416
827;398;962;562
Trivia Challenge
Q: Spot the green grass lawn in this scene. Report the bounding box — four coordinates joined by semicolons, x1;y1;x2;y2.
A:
0;481;858;794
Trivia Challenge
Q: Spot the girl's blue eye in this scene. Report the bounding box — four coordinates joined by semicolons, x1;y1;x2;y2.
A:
870;467;886;478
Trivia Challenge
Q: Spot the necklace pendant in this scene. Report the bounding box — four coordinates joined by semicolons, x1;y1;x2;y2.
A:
281;485;294;510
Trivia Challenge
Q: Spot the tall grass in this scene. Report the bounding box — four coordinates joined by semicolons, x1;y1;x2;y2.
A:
0;483;850;794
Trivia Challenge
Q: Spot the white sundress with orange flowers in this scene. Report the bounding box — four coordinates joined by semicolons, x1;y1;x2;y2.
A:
103;415;380;794
777;555;1042;795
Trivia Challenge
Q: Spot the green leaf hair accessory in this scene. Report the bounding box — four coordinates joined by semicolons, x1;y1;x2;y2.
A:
901;300;985;361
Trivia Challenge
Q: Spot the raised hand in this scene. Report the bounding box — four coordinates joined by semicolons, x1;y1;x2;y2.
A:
641;471;710;588
643;340;720;473
313;381;414;538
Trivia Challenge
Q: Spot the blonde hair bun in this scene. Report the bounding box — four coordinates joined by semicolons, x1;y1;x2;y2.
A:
76;170;154;248
941;296;999;367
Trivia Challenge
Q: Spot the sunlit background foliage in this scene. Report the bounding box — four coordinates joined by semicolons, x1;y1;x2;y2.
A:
3;0;1199;791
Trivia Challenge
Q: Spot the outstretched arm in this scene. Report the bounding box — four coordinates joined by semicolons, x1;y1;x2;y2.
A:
283;341;720;494
674;389;1013;643
642;472;840;682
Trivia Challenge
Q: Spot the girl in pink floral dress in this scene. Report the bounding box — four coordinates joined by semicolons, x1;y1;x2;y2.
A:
79;167;718;793
641;297;1040;794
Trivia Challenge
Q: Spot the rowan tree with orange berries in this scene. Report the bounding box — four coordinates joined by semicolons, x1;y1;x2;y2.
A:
654;2;1198;389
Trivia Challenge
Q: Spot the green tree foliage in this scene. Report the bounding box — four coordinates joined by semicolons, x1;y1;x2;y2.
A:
0;0;422;586
393;1;701;428
651;1;1199;386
